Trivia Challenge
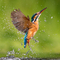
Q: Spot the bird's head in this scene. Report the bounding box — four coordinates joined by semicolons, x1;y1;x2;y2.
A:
31;7;47;22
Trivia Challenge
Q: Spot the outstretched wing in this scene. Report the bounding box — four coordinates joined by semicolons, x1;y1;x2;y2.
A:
11;9;32;33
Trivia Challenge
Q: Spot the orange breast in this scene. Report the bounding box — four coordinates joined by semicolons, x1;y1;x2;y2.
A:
27;20;39;40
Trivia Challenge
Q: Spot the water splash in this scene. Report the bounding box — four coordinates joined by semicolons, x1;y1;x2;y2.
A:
7;49;15;56
44;20;46;22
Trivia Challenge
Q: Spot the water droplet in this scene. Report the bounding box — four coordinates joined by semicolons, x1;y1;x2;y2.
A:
44;20;46;22
26;50;30;55
48;35;50;36
51;16;53;19
57;20;59;22
21;42;23;45
3;27;5;29
18;48;20;51
23;54;26;55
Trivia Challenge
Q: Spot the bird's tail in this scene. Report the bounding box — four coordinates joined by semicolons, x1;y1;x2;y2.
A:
24;38;27;48
24;38;30;48
24;32;30;48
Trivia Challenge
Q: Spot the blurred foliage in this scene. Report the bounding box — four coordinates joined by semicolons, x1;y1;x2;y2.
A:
0;0;60;58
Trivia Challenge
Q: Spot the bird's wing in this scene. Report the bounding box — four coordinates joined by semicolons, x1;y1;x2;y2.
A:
11;9;32;33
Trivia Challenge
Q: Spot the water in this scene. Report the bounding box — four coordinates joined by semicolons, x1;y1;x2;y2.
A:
0;56;60;60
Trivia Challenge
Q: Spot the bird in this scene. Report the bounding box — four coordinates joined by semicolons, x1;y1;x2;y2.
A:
11;7;47;48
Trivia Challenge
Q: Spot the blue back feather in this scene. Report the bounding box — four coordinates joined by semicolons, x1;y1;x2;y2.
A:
31;14;35;22
24;32;28;48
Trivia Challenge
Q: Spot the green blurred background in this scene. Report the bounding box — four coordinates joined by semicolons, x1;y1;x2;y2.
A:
0;0;60;58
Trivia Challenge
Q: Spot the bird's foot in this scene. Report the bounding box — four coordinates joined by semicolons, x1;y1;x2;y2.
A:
32;37;39;43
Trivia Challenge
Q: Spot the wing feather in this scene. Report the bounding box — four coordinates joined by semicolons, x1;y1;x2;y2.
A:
11;9;32;33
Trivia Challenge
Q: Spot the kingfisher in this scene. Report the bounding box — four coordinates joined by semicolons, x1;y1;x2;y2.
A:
11;7;47;48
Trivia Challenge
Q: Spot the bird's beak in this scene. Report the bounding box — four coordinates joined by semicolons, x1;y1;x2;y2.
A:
38;7;47;15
